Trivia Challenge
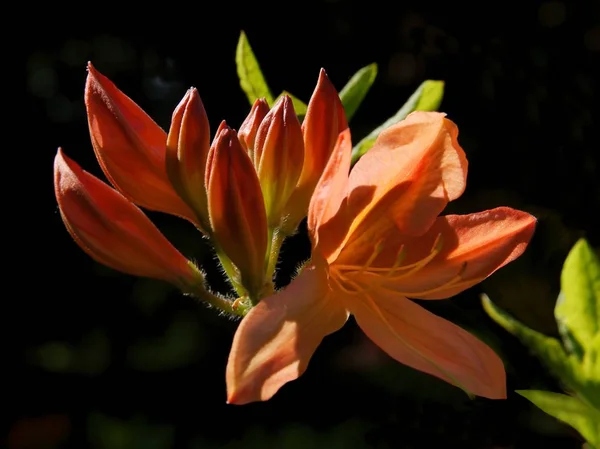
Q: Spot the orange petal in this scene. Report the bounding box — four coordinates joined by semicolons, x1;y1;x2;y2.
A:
254;95;304;225
206;126;268;297
345;287;506;399
238;97;270;156
226;265;348;404
166;88;211;230
282;69;348;232
85;63;197;224
349;207;537;300
342;112;467;254
307;129;352;262
54;149;198;288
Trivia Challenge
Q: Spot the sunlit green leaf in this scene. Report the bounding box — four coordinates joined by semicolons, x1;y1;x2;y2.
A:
273;90;308;117
339;63;378;122
556;238;600;355
482;294;600;409
481;295;576;382
517;390;600;448
351;79;444;164
236;31;274;105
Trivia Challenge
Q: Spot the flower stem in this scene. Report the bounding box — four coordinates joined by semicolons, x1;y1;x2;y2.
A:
184;262;249;317
215;250;247;298
265;227;285;290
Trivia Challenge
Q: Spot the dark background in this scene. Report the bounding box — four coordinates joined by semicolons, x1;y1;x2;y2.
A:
14;0;599;448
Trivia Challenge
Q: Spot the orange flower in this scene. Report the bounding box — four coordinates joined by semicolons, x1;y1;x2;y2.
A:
85;63;198;226
226;111;537;404
238;98;270;157
166;88;212;231
281;69;348;233
206;124;269;298
54;149;201;289
253;95;304;226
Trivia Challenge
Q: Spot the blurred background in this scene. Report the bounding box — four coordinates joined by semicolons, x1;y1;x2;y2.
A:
15;0;599;447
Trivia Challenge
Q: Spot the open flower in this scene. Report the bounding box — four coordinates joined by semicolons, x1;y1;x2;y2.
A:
226;111;537;404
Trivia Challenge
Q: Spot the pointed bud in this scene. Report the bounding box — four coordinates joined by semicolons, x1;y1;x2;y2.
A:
282;69;348;233
85;63;197;225
54;149;201;289
238;98;270;158
206;126;268;297
166;88;211;231
254;95;304;226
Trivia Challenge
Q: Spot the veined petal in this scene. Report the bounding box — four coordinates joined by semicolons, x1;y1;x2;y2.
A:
54;149;198;288
85;63;196;223
343;112;467;253
308;129;353;262
347;207;537;300
226;265;348;405
345;286;506;399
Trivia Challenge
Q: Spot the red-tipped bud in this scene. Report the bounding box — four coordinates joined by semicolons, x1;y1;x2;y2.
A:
206;126;268;297
253;95;304;226
85;63;197;224
238;98;270;157
282;69;348;233
54;149;201;289
166;88;211;231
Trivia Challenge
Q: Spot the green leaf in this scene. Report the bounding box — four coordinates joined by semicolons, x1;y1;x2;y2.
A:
339;63;378;122
236;31;274;105
273;90;308;117
351;79;444;164
517;390;600;448
556;239;600;354
482;294;600;409
481;295;576;384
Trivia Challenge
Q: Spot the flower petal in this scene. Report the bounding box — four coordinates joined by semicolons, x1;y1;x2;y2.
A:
346;287;506;399
353;207;537;300
54;149;198;287
226;265;348;404
85;63;197;223
343;112;467;253
282;69;348;232
308;129;352;261
206;126;268;297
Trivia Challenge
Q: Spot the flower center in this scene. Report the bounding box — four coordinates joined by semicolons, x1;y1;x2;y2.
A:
330;234;481;298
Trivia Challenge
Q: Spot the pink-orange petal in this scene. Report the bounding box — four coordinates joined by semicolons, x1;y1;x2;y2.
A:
345;286;506;399
343;112;467;254
354;207;537;300
308;128;353;261
226;265;348;405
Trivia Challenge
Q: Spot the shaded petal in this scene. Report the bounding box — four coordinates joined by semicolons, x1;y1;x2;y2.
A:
165;88;211;230
342;112;467;254
226;265;348;404
54;149;198;287
206;126;268;297
352;207;537;300
345;286;506;399
308;129;353;261
85;63;197;223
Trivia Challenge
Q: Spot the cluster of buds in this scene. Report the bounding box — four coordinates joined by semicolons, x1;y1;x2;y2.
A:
55;63;347;311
